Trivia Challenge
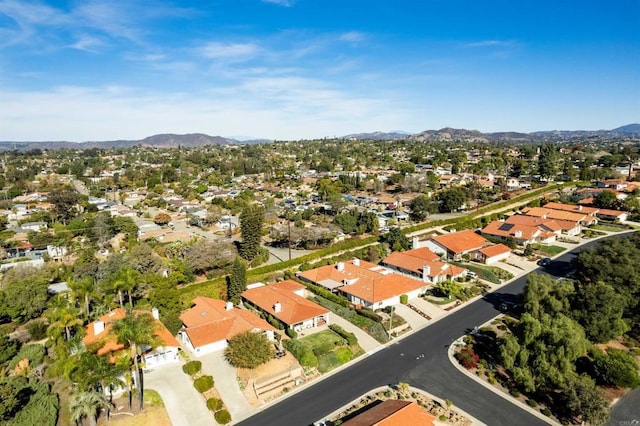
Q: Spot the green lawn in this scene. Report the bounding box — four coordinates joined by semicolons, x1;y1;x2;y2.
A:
300;330;361;373
300;329;344;349
536;245;566;256
452;262;502;284
590;224;628;232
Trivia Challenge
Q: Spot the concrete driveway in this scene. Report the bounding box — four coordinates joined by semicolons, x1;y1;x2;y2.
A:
145;362;214;426
199;350;255;421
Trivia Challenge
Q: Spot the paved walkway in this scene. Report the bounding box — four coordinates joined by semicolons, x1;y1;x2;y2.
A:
145;362;214;426
393;303;430;331
329;314;382;354
199;350;254;421
409;296;447;320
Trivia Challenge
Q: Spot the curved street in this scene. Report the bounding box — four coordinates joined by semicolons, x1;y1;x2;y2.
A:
237;232;639;426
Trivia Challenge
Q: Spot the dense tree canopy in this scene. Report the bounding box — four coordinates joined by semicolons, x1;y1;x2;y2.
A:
224;331;274;369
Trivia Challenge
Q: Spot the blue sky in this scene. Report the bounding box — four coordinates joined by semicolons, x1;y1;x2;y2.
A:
1;0;639;141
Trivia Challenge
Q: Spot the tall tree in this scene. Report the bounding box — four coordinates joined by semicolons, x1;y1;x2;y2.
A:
537;143;558;180
239;204;264;261
49;190;80;225
227;256;247;305
409;194;438;222
109;313;161;411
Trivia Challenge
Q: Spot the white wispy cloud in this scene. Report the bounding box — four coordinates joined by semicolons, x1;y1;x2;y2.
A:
199;42;260;60
464;40;517;48
339;31;366;43
262;0;295;7
69;34;106;52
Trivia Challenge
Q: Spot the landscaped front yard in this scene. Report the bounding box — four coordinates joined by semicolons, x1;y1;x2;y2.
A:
299;330;364;373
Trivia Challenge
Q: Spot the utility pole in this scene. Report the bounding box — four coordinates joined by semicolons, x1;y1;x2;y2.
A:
388;306;394;339
287;210;292;261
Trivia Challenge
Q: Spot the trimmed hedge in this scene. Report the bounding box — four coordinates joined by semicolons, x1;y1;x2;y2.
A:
207;398;224;411
302;282;351;307
286;327;298;339
399;294;408;305
357;307;382;322
194;375;214;393
214;409;232;424
182;360;202;376
329;324;358;346
284;338;318;367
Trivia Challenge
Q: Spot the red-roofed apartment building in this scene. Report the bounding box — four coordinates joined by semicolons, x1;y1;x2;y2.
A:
340;399;435;426
381;248;467;283
242;280;330;333
179;297;276;356
297;259;429;309
83;308;180;367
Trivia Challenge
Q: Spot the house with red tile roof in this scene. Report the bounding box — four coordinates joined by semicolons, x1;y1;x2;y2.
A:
242;281;330;332
83;308;180;367
505;214;581;236
481;220;558;246
476;243;512;265
596;208;628;222
542;202;599;216
420;229;491;260
341;399;435;426
297;259;428;309
381;248;467;283
521;206;598;226
179;297;276;356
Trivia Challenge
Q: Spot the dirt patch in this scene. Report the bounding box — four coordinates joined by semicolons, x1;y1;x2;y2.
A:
97;393;171;426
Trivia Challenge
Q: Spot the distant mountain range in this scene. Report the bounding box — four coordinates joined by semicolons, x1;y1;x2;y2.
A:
1;124;638;150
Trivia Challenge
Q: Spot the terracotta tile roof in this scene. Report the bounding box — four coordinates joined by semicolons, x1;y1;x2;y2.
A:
597;208;627;217
180;297;275;348
242;281;329;326
83;308;179;357
506;214;579;232
297;259;382;289
342;400;435;426
478;243;512;258
522;207;597;224
431;229;490;254
482;221;540;240
542;202;599;215
382;248;463;279
271;279;306;293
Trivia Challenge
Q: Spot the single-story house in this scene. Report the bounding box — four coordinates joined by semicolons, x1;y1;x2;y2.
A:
476;244;512;265
597;208;628;222
381;248;467;283
481;221;557;246
505;214;581;236
297;259;428;310
242;281;330;332
521;207;598;226
420;229;491;260
179;297;275;356
542;202;599;216
83;308;180;367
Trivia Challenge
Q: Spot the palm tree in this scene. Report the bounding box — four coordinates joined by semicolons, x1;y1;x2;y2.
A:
47;305;83;341
109;312;161;411
111;267;140;309
68;276;95;317
69;390;111;426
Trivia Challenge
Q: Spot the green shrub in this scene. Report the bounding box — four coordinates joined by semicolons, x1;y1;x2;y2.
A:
284;339;318;367
194;375;214;393
541;408;551;417
357;308;382;322
286;328;298;339
182;360;202;376
8;344;45;370
312;342;333;356
329;324;358;345
334;347;353;364
399;294;408;305
214;409;232;424
207;398;223;411
509;389;520;397
439;415;448;422
526;399;538;407
27;320;48;341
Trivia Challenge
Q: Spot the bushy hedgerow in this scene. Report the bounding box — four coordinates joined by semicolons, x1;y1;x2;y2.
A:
329;324;358;346
284;339;318;367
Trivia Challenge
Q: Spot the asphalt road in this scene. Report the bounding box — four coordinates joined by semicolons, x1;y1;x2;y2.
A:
237;232;638;426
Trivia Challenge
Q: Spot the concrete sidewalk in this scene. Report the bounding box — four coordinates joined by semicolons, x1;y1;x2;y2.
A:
145;362;214;426
393;303;430;331
330;314;382;354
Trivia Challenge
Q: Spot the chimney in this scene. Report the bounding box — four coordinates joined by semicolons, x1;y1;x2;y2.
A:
422;265;431;282
336;262;345;272
352;258;360;267
578;205;583;211
93;320;105;335
273;302;282;313
152;307;159;320
514;230;523;238
225;301;233;311
412;236;419;249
